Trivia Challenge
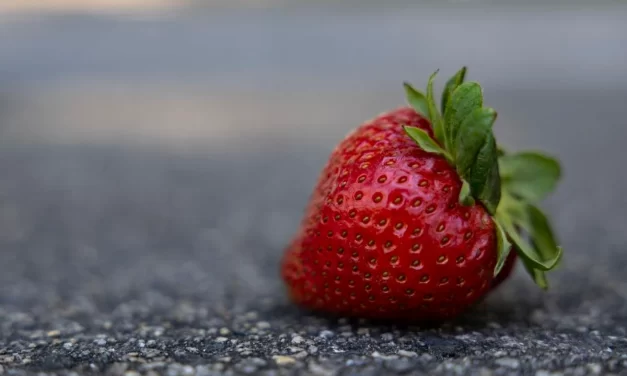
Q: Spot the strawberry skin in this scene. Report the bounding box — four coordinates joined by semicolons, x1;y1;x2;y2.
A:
282;107;498;320
282;68;563;321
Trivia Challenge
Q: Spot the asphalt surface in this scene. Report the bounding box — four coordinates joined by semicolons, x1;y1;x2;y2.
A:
2;5;627;376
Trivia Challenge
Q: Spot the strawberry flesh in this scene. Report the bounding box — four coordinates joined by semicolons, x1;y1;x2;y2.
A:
281;107;500;320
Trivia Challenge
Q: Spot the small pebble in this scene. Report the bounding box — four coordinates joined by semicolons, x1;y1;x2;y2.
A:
212;363;225;371
250;358;267;366
293;351;308;359
273;355;297;365
398;350;418;357
495;358;520;369
372;351;398;360
292;335;305;344
319;330;335;338
587;363;602;374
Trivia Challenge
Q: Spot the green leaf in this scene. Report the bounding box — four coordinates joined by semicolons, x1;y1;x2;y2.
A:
455;107;497;177
517;204;563;268
458;179;475;206
494;219;513;276
498;216;561;272
403;82;430;120
469;133;501;214
444;82;483;154
441;66;467;115
496;193;561;289
499;152;561;202
521;258;549;289
403;126;452;161
426;70;445;145
499;196;529;225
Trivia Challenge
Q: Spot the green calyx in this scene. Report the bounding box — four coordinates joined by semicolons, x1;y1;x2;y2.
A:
402;67;563;289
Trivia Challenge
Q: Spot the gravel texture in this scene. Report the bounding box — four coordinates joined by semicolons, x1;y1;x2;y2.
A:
1;129;626;376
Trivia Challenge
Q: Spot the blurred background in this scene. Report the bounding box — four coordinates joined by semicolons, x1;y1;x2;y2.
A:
1;1;626;312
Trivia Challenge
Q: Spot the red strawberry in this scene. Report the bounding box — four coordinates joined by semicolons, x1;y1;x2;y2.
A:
281;68;563;321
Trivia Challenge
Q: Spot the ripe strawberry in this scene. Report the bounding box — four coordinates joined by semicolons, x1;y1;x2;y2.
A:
281;67;563;321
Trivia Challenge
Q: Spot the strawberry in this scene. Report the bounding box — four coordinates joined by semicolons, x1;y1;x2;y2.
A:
281;67;562;321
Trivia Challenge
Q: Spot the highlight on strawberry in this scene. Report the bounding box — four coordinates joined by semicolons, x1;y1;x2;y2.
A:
281;67;562;321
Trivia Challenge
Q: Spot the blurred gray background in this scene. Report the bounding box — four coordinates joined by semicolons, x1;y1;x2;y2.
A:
2;2;626;150
1;1;627;374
